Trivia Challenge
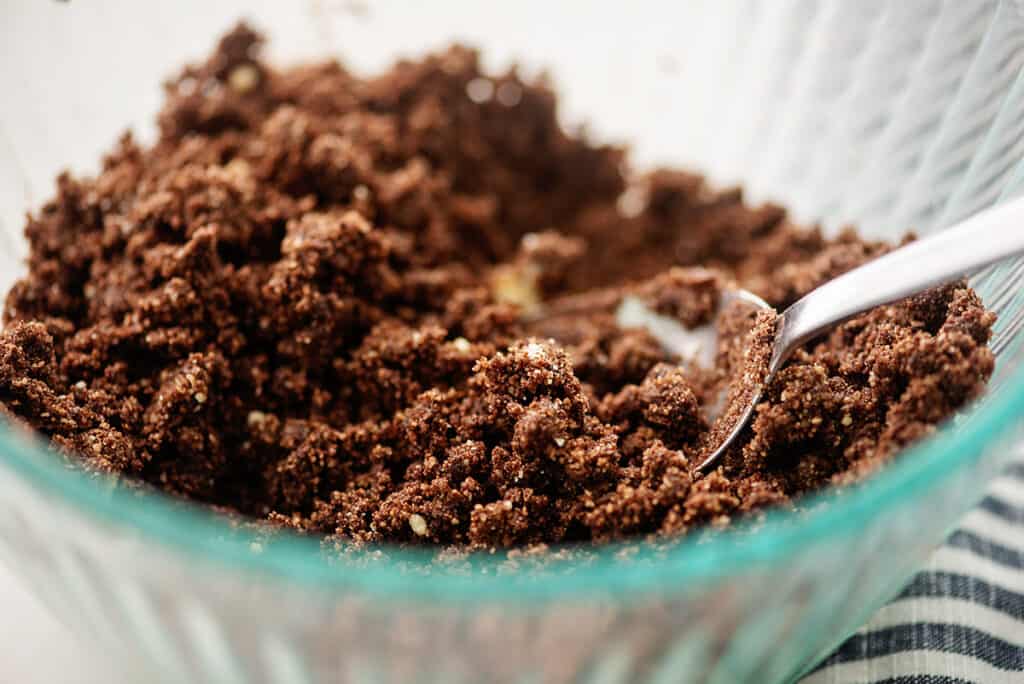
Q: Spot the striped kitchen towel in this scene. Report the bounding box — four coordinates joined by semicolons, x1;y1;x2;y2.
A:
802;461;1024;684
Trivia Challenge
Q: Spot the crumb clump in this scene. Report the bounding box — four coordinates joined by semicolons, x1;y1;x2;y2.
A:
0;25;995;549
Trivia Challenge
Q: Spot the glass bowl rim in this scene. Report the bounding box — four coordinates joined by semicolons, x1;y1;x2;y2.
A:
0;354;1020;605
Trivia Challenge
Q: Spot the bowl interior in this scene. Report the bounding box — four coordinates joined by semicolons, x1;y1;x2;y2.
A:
1;0;1024;601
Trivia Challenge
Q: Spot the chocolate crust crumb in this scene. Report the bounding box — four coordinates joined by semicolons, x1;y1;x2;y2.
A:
0;24;995;550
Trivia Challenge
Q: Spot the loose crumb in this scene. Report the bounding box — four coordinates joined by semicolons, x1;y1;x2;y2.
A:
0;24;995;550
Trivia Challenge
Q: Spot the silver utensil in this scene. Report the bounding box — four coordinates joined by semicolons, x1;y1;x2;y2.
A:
619;197;1024;473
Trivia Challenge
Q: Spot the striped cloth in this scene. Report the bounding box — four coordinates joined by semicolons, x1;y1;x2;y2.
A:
803;459;1024;684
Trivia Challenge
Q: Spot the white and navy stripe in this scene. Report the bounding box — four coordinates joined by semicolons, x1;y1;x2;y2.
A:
804;457;1024;683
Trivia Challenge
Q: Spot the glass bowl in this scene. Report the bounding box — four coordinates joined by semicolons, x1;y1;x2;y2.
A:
2;1;1024;682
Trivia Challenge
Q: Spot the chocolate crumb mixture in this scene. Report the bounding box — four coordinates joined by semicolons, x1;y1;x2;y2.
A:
0;25;996;549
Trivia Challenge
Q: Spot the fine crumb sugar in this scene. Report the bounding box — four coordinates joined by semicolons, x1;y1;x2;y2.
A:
408;514;430;537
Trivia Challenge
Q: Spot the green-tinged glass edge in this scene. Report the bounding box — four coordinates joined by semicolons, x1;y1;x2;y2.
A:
0;358;1020;606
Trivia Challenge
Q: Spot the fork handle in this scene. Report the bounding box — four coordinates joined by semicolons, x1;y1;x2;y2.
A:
772;196;1024;371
